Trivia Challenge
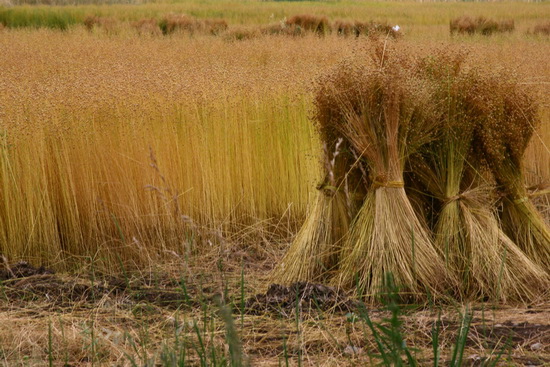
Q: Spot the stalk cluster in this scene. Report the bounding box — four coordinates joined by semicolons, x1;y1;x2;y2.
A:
275;44;549;303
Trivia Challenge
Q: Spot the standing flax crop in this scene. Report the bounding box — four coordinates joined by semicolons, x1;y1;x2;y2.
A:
471;72;550;271
413;54;548;301
322;48;452;301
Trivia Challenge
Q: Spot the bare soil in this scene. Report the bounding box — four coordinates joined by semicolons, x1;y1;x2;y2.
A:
0;261;549;366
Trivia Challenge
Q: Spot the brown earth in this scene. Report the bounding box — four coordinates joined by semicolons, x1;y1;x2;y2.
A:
0;261;549;366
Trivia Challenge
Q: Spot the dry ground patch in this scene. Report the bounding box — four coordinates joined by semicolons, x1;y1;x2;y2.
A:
0;256;549;366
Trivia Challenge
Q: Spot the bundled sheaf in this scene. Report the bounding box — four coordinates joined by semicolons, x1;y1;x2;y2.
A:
470;73;550;270
450;16;514;36
275;44;550;303
273;58;369;283
273;121;366;282
412;54;548;301
325;51;453;301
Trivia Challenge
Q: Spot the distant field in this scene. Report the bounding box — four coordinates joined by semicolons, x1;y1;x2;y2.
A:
0;0;549;35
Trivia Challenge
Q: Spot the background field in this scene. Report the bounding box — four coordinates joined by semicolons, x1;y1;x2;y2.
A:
0;1;549;365
1;8;549;269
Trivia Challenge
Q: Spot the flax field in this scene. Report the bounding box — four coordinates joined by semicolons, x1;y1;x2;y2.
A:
0;0;550;365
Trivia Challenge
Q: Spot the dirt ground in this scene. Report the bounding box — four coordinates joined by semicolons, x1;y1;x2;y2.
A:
1;260;549;366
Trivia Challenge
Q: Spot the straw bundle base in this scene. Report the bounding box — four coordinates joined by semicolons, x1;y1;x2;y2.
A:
272;191;350;284
438;199;549;302
336;187;452;303
502;198;550;271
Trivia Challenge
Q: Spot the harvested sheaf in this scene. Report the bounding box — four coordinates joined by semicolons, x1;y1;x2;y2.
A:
158;14;228;36
286;14;331;35
333;20;356;37
131;18;161;36
275;43;550;303
469;73;550;270
333;19;401;38
273;64;371;283
83;15;99;31
411;53;548;301
317;49;453;301
260;18;324;37
203;18;228;35
450;16;515;36
273;189;350;283
533;21;550;36
83;15;119;35
356;20;401;38
260;22;304;37
273;138;365;283
158;14;200;35
224;26;259;41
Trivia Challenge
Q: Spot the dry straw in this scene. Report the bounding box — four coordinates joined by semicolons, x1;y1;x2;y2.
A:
83;15;119;35
333;20;400;39
450;16;514;36
131;18;162;36
286;14;331;36
276;43;549;303
470;72;550;270
533;21;550;36
272;56;371;283
317;45;453;301
273;138;366;283
412;52;548;301
158;14;228;36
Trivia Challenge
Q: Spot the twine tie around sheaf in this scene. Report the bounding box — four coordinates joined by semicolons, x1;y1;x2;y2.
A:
513;184;550;204
317;182;338;196
444;194;464;205
514;197;529;204
371;176;404;190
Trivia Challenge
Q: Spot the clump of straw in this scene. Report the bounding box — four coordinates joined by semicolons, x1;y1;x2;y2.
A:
273;138;365;283
412;52;548;301
319;46;453;301
273;60;369;283
470;72;550;270
276;43;548;303
286;14;331;35
450;16;514;36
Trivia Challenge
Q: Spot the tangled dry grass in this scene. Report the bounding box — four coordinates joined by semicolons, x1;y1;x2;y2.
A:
0;256;549;366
